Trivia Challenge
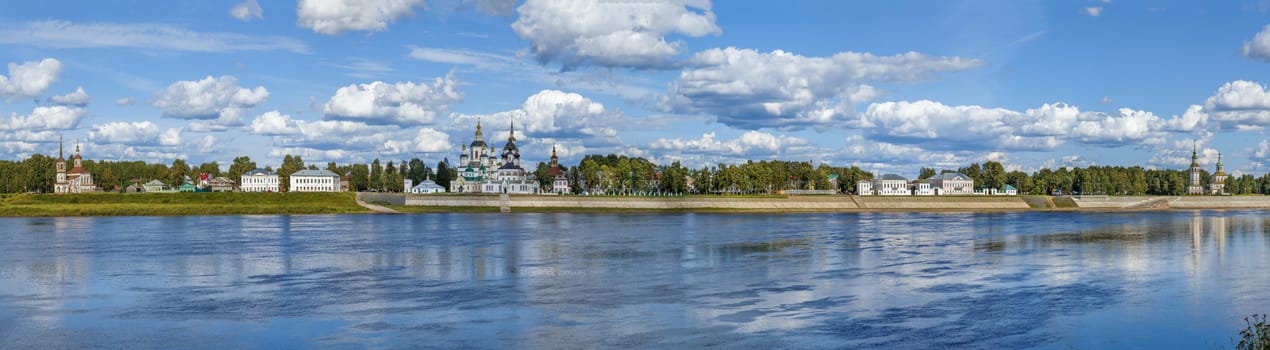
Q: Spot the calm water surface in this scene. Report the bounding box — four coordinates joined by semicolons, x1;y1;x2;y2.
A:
1;211;1268;349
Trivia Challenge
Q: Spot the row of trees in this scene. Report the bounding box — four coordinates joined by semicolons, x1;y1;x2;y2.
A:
6;152;1270;196
0;154;444;193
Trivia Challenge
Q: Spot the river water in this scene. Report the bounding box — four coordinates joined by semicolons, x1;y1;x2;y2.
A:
0;211;1267;349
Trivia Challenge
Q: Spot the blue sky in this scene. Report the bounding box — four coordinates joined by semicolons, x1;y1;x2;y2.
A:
3;0;1270;177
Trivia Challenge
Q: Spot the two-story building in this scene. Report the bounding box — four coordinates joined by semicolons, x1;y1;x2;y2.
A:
240;168;279;192
290;169;342;192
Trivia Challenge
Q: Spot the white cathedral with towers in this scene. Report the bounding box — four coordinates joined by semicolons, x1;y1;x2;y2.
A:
449;119;538;194
54;137;97;194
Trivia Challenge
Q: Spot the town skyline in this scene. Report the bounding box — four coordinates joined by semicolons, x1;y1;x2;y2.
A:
4;1;1270;177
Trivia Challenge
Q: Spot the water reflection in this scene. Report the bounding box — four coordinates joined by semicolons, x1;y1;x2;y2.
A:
0;211;1268;348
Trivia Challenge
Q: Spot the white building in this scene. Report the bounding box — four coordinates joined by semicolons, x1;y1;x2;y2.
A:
856;179;873;195
1000;184;1018;195
930;172;975;195
450;119;537;194
548;146;570;194
53;139;97;194
874;174;911;196
911;179;935;196
410;180;445;194
290;169;342;192
240;168;279;192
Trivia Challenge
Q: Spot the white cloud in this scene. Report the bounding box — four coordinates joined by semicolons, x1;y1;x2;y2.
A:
649;130;811;158
1255;140;1270;161
1243;24;1270;62
322;73;463;125
383;128;452;154
0;20;309;54
858;100;1191;152
1202;80;1270;129
0;58;63;102
49;86;91;106
230;0;264;21
464;0;517;16
663;47;981;130
87;121;182;146
1084;7;1103;16
249;110;300;135
115;97;136;106
0;106;88;131
511;0;721;69
447;90;625;150
297;0;424;35
152;75;268;129
407;46;518;70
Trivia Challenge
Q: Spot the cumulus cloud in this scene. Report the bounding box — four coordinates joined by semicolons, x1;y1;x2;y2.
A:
297;0;424;35
1243;24;1270;62
248;110;450;159
249;110;300;135
649;130;812;158
0;58;63;102
447;89;625;152
49;86;91;106
115;97;136;106
662;47;981;130
322;73;463;125
0;20;309;54
230;0;264;21
152;75;268;129
511;0;721;69
1202;80;1270;130
87;121;182;146
857;100;1195;152
0;106;88;131
383;128;452;154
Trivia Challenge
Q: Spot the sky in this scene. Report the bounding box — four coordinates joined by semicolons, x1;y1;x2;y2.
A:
3;0;1270;177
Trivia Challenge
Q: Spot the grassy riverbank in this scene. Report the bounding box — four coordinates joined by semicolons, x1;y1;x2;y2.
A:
0;192;370;217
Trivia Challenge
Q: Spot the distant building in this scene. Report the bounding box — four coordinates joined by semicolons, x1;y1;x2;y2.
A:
450;119;537;194
142;179;169;193
53;138;97;194
856;179;873;195
874;174;911;196
208;177;236;192
548;146;570;194
930;172;974;195
1210;152;1228;195
911;179;934;196
240;168;279;192
827;174;839;193
290;169;341;192
1187;146;1205;195
409;180;445;194
178;183;197;192
1000;184;1019;195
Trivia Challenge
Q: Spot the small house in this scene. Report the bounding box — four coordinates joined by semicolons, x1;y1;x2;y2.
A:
178;183;197;193
410;180;446;194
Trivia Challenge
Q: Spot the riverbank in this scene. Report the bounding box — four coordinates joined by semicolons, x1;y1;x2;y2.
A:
392;193;1270;212
0;192;370;217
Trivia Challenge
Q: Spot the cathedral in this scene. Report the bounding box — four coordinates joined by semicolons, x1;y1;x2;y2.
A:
449;119;537;194
1186;146;1228;195
54;138;97;194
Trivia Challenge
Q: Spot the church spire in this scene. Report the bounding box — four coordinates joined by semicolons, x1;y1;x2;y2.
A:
551;145;558;165
1217;152;1224;168
475;117;483;140
508;119;516;142
58;134;64;160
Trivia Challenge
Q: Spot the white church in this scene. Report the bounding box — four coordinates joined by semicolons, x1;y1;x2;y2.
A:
449;119;538;194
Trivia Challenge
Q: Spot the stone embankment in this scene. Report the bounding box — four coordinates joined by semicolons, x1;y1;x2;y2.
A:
402;194;1031;211
1073;195;1270;209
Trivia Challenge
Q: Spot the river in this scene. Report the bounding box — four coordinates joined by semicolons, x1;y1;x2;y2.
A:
1;211;1267;349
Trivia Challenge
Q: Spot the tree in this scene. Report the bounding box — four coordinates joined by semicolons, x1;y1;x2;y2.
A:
198;161;221;178
981;161;1006;190
349;163;370;191
227;156;256;182
435;160;451;190
169;159;190;186
278;154;305;192
919;167;936;180
369;159;383;191
408;158;428;183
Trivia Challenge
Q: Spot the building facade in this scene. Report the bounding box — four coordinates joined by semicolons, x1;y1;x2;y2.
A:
930;172;974;195
240;168;279;192
1210;153;1228;195
290;169;342;192
410;180;445;194
1187;146;1205;195
449;119;537;194
548;146;570;194
856;179;873;195
54;139;97;194
874;174;911;196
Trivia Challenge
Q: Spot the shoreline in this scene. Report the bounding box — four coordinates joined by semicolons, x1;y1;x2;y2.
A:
4;192;1270;217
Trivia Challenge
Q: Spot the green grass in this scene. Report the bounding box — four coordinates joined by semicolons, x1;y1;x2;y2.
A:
0;192;369;217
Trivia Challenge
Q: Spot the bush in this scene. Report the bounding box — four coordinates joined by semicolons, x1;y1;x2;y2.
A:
1236;314;1270;350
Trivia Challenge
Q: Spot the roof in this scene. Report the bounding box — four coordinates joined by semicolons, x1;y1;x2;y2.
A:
1002;184;1017;190
291;169;340;177
145;179;166;186
932;172;971;181
498;163;523;170
469;139;487;148
827;174;839;180
411;180;444;190
244;168;276;176
878;174;908;181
